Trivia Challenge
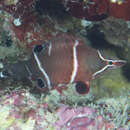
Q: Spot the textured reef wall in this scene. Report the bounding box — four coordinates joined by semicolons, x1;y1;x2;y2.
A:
0;0;129;129
0;90;129;129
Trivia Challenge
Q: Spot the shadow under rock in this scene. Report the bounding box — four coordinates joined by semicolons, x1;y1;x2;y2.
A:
86;25;119;49
35;0;70;19
87;25;113;49
86;25;127;58
122;62;130;82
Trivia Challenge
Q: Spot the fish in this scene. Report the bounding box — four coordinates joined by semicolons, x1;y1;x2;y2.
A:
0;34;126;94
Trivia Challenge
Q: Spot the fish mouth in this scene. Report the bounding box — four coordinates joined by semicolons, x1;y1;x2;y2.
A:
110;60;127;67
92;60;127;79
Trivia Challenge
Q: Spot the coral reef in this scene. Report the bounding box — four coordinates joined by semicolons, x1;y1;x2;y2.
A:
96;17;130;47
0;89;129;130
55;105;115;130
0;0;129;130
0;0;74;48
62;0;110;21
91;68;130;98
0;90;58;130
110;0;130;20
62;0;130;21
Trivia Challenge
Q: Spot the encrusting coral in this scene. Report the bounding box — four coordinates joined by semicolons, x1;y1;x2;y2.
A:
0;89;129;130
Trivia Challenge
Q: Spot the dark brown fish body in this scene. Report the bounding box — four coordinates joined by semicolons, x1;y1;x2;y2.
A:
31;35;103;85
0;34;126;94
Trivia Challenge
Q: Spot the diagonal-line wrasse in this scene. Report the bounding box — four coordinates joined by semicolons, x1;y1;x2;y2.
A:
0;34;126;94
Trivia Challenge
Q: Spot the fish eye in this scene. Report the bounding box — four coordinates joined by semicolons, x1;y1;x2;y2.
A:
33;45;43;53
108;61;113;65
0;70;12;78
75;81;89;94
36;77;46;88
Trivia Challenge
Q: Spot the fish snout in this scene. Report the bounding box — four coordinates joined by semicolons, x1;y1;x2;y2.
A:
106;60;127;68
112;60;127;67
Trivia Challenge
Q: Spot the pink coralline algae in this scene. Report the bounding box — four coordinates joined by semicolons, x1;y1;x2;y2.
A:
0;90;57;130
0;90;129;130
55;105;115;130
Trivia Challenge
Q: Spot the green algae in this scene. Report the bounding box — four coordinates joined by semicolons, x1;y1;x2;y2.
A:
91;69;130;98
44;84;94;108
0;46;20;59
